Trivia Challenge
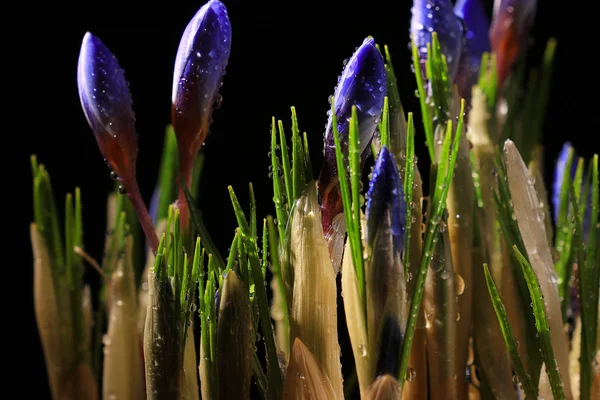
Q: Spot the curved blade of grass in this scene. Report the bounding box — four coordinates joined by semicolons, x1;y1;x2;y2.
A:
331;103;365;311
180;179;225;273
403;112;415;274
228;186;283;399
302;131;313;180
513;246;566;400
271;117;288;241
411;38;434;161
379;97;390;149
267;215;290;357
483;263;537;398
278;120;293;206
398;114;462;387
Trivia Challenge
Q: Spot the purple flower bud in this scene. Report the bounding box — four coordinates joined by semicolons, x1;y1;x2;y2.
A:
455;0;491;62
489;0;537;84
172;0;232;174
77;32;137;184
410;0;464;81
365;146;406;253
319;37;386;242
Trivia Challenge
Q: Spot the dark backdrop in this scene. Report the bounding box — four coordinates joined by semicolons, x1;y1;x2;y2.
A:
29;0;593;396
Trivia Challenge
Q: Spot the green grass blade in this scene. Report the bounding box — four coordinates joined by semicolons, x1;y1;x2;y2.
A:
513;246;566;400
261;219;267;279
383;45;402;110
483;264;537;398
380;97;390;149
331;103;365;310
250;182;257;240
157;125;179;222
228;186;283;399
403;112;415;272
180;180;225;273
398;114;462;386
292;125;306;202
237;225;249;290
226;231;239;274
470;151;484;208
302;131;313;181
411;38;435;161
267;216;290;355
278;120;293;205
270;117;288;240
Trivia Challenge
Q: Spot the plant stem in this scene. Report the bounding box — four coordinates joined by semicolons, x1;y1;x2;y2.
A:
127;179;159;253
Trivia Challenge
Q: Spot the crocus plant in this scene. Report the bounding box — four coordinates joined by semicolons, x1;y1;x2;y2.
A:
33;0;598;399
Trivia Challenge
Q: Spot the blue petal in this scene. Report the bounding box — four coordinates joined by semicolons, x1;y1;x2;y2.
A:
365;146;406;253
411;0;464;80
552;142;575;222
455;0;491;60
77;32;137;180
172;0;232;152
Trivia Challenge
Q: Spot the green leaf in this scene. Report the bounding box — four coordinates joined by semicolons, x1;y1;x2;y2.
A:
278;119;293;206
483;264;537;399
267;215;290;354
331;103;365;313
291;113;306;203
398;111;463;386
228;186;283;399
180;179;226;274
470;151;484;208
225;230;239;274
379;97;390;149
513;246;566;400
271;117;289;241
411;38;435;161
403;112;415;272
302;131;313;181
383;45;402;110
250;182;257;241
157;125;180;222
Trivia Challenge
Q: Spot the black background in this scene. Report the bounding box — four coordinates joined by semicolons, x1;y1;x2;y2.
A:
29;0;595;396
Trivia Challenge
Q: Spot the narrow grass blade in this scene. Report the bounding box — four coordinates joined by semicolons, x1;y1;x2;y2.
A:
228;186;283;399
403;113;415;275
278;120;293;206
331;103;365;307
410;38;434;161
380;97;390;148
267;216;290;358
398;115;462;387
483;263;537;398
270;117;289;241
180;180;225;273
513;246;566;400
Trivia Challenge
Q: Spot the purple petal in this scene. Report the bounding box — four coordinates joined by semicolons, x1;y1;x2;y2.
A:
318;37;386;242
410;0;464;80
365;146;406;253
455;0;491;61
552;142;575;222
77;32;137;181
172;0;232;158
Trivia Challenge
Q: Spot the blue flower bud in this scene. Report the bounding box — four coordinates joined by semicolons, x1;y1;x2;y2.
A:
319;37;386;243
411;0;464;81
172;0;232;175
365;146;406;253
552;142;576;223
77;32;137;184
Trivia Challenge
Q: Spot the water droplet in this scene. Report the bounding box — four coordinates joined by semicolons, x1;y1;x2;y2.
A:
118;185;126;195
440;270;451;280
358;344;367;357
513;374;521;384
456;312;461;322
455;273;465;295
102;334;111;346
406;368;416;382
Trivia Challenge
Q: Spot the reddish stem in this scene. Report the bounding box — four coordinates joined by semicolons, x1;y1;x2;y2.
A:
177;157;194;235
127;179;160;253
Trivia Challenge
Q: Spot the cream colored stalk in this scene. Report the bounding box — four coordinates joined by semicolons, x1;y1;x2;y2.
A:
182;326;199;400
468;87;518;397
424;224;458;400
216;270;254;400
505;139;573;399
103;236;144;400
282;338;336;400
32;223;63;400
367;375;402;400
289;183;343;399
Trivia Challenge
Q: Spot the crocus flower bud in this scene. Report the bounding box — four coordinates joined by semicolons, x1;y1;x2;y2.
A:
318;37;386;269
78;33;159;251
410;0;464;81
454;0;491;100
77;32;137;185
172;0;231;184
489;0;537;85
364;146;407;380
